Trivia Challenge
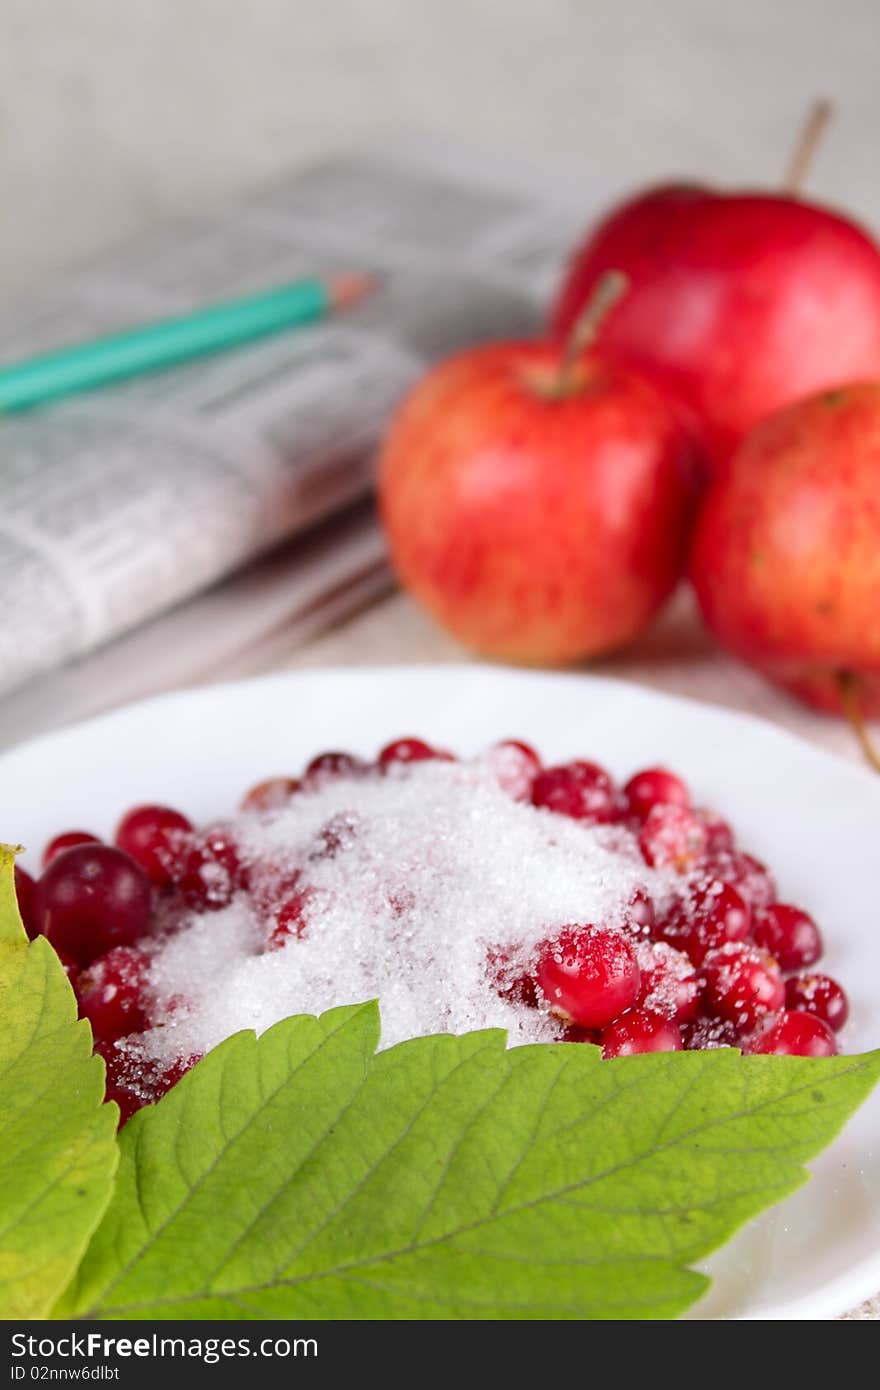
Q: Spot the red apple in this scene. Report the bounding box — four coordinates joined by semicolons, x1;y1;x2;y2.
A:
552;185;880;470
690;382;880;714
377;335;699;664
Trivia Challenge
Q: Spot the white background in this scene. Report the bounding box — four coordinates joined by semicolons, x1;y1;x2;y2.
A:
2;0;880;292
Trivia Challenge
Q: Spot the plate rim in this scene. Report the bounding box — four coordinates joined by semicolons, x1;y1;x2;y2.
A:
2;661;878;794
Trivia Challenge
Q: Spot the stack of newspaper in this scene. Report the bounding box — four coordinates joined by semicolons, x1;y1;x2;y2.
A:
0;147;587;747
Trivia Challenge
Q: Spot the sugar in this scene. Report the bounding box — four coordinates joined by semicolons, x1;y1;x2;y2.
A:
138;752;673;1064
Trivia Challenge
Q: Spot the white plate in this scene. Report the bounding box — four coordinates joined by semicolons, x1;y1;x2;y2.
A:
2;665;878;1321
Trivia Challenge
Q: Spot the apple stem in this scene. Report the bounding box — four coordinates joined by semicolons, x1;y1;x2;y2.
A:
784;98;833;194
836;670;880;774
557;269;629;393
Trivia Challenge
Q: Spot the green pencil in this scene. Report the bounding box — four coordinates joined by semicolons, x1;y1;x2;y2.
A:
0;271;376;413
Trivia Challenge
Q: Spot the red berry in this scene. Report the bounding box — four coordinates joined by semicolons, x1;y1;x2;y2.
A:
249;860;302;916
387;886;417;919
52;944;81;986
268;887;314;950
97;1043;144;1127
240;777;301;814
115;805;193;887
750;1010;837;1057
177;828;247;911
753;903;823;972
785;973;849;1032
489;740;542;800
303;751;367;789
562;1025;602;1044
639;804;707;872
14;865;39;939
682;1013;742;1051
624;889;656;937
637;941;702;1022
42;831;101;869
39;845;153;966
309;812;360;861
531;761;618;824
601;1008;682;1057
486;945;539;1008
658;880;752;965
77;946;151;1042
99;1043;201;1126
623;767;689;820
379;738;452;767
708;850;776;909
703;943;785;1031
152;1053;201;1098
696;808;735;854
536;925;640;1028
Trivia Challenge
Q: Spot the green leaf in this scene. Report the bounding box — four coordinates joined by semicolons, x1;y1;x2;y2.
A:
57;998;880;1320
0;843;27;948
0;844;119;1319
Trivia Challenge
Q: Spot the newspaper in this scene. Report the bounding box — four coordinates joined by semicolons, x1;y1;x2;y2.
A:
0;500;393;752
0;148;586;705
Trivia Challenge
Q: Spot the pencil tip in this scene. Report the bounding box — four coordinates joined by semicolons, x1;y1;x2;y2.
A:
328;271;378;310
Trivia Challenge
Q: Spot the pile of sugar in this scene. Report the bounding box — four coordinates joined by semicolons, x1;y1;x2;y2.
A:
138;752;673;1063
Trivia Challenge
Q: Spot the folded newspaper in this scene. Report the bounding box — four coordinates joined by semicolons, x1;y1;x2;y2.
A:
0;146;587;716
